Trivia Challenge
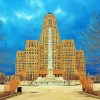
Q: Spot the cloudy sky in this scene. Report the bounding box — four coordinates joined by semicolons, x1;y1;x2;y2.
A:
0;0;100;75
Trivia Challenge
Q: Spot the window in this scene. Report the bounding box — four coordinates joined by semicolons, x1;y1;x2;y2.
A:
32;43;34;47
48;20;52;25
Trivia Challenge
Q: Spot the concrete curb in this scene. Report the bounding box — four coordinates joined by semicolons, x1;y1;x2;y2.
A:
79;91;100;99
0;93;21;100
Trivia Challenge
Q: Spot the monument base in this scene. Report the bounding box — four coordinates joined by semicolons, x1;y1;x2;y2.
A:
32;75;67;86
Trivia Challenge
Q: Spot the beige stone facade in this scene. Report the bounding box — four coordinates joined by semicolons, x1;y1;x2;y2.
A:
16;13;86;81
16;51;25;75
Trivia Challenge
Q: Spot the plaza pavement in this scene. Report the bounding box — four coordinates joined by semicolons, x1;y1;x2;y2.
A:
0;84;100;100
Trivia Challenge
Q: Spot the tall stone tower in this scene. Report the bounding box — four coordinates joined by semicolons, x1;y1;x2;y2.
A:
40;13;60;44
39;13;61;77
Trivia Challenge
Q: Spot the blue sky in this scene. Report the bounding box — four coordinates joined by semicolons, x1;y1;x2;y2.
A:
0;0;100;75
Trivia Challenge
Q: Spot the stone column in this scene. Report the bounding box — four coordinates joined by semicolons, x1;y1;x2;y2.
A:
47;27;53;77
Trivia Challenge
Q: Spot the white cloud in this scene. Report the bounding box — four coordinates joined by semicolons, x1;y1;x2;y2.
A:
0;17;7;23
15;0;45;20
30;0;44;8
15;11;43;20
54;7;76;25
54;7;66;16
36;0;44;8
15;12;33;20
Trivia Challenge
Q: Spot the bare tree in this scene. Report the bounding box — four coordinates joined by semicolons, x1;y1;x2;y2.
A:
0;73;8;84
81;11;100;71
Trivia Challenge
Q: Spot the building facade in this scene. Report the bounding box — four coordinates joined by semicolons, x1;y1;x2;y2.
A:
16;13;86;81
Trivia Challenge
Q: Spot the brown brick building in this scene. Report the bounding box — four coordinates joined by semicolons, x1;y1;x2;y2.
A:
16;13;86;81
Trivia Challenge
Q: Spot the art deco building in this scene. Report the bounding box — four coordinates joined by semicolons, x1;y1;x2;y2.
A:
16;13;86;81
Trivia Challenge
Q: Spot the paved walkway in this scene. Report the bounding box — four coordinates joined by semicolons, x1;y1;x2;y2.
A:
6;84;100;100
